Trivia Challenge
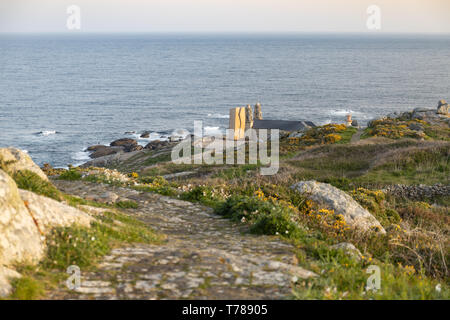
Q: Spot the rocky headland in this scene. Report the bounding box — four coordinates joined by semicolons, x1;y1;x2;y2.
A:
0;100;449;300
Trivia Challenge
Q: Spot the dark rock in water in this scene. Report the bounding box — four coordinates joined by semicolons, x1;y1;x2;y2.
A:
144;140;170;150
140;131;151;138
124;144;143;152
124;131;136;135
90;146;122;159
86;145;106;152
110;138;137;147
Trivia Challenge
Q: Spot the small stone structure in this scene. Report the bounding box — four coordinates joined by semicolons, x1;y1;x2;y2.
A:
254;103;263;120
229;103;315;139
245;105;254;129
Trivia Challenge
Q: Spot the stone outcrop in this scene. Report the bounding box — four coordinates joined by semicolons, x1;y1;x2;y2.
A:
0;169;44;267
140;131;151;138
110;138;138;148
0;152;93;297
0;148;49;181
87;138;143;159
144;140;170;150
89;146;123;159
19;189;93;234
291;181;385;234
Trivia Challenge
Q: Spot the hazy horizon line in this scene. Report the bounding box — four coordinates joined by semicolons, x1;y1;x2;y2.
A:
2;31;450;36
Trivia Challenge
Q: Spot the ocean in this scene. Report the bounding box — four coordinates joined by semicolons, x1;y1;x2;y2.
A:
0;33;449;167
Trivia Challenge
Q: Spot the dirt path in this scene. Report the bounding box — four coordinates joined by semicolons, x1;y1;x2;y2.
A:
350;128;364;144
49;180;315;300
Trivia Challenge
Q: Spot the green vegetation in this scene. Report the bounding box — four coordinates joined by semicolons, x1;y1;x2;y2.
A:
9;276;45;300
58;169;82;181
115;200;139;209
12;170;62;201
43;212;162;270
9;209;164;299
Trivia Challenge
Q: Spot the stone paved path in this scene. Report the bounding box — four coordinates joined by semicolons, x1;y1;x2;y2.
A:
49;180;316;300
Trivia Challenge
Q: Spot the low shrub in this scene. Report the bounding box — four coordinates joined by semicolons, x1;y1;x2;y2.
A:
58;169;82;181
115;200;139;209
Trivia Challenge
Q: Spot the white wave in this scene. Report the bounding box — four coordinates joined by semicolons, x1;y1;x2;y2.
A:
72;150;91;161
207;113;229;119
330;109;364;116
38;130;57;136
204;126;223;135
170;128;190;139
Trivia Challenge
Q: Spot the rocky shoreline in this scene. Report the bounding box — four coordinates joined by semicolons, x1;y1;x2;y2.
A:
81;100;450;168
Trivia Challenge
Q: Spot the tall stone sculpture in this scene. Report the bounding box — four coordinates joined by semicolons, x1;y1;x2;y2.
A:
229;107;246;140
245;104;254;129
254;103;262;120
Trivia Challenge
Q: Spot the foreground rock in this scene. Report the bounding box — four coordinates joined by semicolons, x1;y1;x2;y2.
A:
0;148;49;181
19;190;93;234
291;181;386;234
0;154;93;297
0;170;44;268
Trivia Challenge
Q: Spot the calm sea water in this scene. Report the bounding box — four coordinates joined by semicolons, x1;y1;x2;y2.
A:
0;33;449;167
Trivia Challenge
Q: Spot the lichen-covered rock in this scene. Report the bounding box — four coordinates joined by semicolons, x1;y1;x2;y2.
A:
331;242;363;261
291;181;385;234
19;189;93;234
0;148;49;181
0;169;44;268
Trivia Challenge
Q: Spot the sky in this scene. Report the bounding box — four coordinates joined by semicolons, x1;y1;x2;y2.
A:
1;0;449;33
